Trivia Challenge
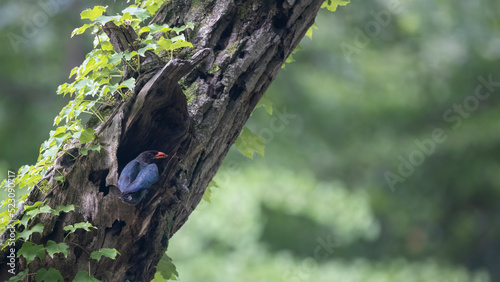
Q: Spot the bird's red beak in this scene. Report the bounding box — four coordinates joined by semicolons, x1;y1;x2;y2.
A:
154;152;168;159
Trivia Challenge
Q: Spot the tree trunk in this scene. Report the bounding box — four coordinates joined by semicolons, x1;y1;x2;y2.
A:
1;0;323;280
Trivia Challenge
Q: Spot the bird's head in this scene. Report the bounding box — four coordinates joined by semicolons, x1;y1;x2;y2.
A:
137;150;168;163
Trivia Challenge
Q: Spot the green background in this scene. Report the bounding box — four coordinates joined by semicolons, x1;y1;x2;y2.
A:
1;0;499;281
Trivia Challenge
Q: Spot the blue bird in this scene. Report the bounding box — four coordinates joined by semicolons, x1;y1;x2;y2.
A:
118;150;167;205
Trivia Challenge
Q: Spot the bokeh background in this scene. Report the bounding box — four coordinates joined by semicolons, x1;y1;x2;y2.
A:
1;0;499;281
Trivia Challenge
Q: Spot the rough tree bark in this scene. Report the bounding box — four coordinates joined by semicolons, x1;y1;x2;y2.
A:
1;0;324;281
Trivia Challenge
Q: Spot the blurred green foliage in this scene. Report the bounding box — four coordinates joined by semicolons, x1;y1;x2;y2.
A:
1;0;499;281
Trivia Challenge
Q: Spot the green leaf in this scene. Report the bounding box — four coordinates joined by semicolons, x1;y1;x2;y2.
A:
138;26;151;34
169;40;193;50
170;34;185;42
72;23;93;37
100;40;114;51
234;127;265;159
35;268;64;282
63;222;96;233
17;223;44;241
18;241;45;264
321;0;350;12
202;181;218;203
119;78;136;90
94;15;122;25
82;144;102;156
122;7;151;21
53;205;75;215
81;6;106;21
142;0;163;15
79;128;96;145
90;248;120;261
74;271;101;282
172;25;187;34
256;96;273;115
137;44;155;56
306;22;318;39
157;37;173;51
52;126;67;138
46;240;69;258
156;253;179;280
7;269;28;282
74;78;92;91
25;205;52;219
54;175;65;182
42;144;59;158
24;201;44;210
149;23;171;33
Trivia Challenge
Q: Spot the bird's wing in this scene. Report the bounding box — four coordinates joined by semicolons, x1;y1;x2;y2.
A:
118;160;141;192
120;163;159;193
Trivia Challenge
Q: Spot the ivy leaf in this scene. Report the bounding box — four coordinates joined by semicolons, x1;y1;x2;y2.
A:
17;223;44;241
25;205;52;219
72;23;93;37
7;269;28;282
138;26;150;34
19;202;43;226
122;7;151;21
54;175;65;182
51;126;67;138
90;248;120;261
149;23;170;33
142;0;163;15
202;180;218;203
119;78;136;90
53;205;75;215
137;44;156;56
170;34;185;42
94;15;122;25
256;96;273;115
157;37;173;51
108;53;123;65
172;25;187;34
35;268;64;282
169;40;193;50
46;240;69;258
81;6;106;21
74;271;101;282
235;127;265;159
79;128;96;145
42;145;59;158
306;22;318;39
321;0;350;12
156;253;179;280
63;222;96;233
18;241;45;264
81;144;102;156
74;78;92;91
100;40;114;51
